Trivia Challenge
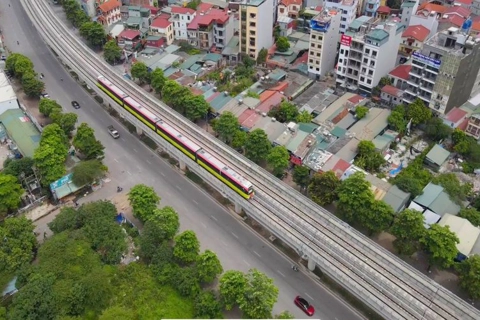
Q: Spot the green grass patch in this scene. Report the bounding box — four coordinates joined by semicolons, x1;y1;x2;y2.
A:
186;170;203;185
139;135;158;150
159;151;170;159
69;71;79;81
94;96;104;104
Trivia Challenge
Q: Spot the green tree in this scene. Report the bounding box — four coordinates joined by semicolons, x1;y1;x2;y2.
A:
103;40;122;64
173;230;200;265
186;0;201;9
128;184;160;221
194;290;223;319
232;130;248;150
48;207;82;234
387;105;407;133
257;48;268;65
267;146;290;176
79;22;106;47
355;140;386;172
293;165;310;189
12;55;34;78
424;117;452;141
34;145;67;186
308;171;341;206
2;157;35;179
5;53;23;75
40;123;69;154
213;111;239;143
275;36;290;52
21;72;45;97
269;101;298;123
452;128;467;145
151;68;166;95
245;129;271;163
196;250;223;283
458;207;480;227
361;200;394;235
239;269;279;319
0;174;24;218
407;98;432;125
421;224;459;269
379;77;392;87
52;112;78;136
296;110;313;123
39;98;62;116
185;95;210;122
173;265;201;297
130;61;149;83
390;209;426;255
71;160;107;186
355;106;369;119
73;123;105;160
457;254;480;299
0;217;37;272
139;222;173;262
149;206;180;240
336;171;374;223
219;270;247;310
276;311;295;319
393;174;425;198
99;305;136;320
161;80;191;113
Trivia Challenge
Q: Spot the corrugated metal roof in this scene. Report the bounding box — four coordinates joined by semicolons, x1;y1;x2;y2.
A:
438;213;480;256
0;109;40;158
426;144;450;166
414;183;461;216
210;93;232;112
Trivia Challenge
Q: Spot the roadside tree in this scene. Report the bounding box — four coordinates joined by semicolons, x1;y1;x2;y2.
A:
407;98;432;125
149;206;180;240
2;157;35;179
0;174;24;219
161;80;191;114
194;290;223;319
293;165;310;190
196;250;223;283
239;269;279;319
232;130;248;150
276;311;295;319
185;95;210;122
103;40;122;64
173;230;200;265
48;206;82;234
130;61;149;83
361;200;394;235
424;117;452;141
336;171;374;223
421;224;459;269
52;112;78;136
39;99;62;117
34;144;67;186
308;171;341;206
0;217;37;272
296;110;313;123
267;146;290;176
13;55;34;78
245;129;271;163
257;48;268;65
5;53;24;75
220;270;247;310
458;207;480;227
151;68;166;95
73;123;105;160
458;254;480;299
21;72;44;97
128;184;160;221
390;209;426;255
72;160;107;186
79;22;106;47
213;111;239;143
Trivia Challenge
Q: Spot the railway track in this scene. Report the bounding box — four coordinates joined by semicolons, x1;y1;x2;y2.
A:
22;0;480;319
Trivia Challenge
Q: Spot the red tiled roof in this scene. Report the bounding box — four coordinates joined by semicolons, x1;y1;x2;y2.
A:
197;2;214;11
238;109;256;125
315;6;323;11
445;6;471;18
381;85;401;96
279;0;302;6
331;158;351;178
440;15;465;27
455;0;472;4
151;17;171;28
143;5;160;15
473;21;480;31
171;6;195;14
259;90;275;102
348;94;364;105
458;118;469;131
377;6;391;14
417;3;447;15
119;29;140;40
389;65;411;80
98;0;120;12
257;92;285;113
402;25;430;42
207;92;220;102
446;107;467;123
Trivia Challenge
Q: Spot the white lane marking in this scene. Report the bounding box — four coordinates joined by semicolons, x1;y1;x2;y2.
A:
193;200;199;205
113;158;119;163
305;293;314;301
176;185;181;191
243;260;251;266
121;138;126;142
210;215;218;221
146;160;151;165
253;251;261;258
277;270;286;277
160;172;165;177
201;222;206;228
231;232;239;239
127;171;132;176
133;148;138;152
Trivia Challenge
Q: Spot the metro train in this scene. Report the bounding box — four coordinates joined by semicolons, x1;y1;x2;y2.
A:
96;75;254;199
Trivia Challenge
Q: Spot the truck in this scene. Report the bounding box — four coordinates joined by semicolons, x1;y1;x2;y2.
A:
108;125;120;139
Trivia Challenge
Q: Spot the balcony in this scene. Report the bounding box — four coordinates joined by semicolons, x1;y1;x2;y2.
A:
426;65;439;74
412;59;425;68
349;52;362;61
404;86;417;96
418;94;431;103
403;93;415;104
407;79;420;87
348;62;361;69
423;76;436;84
420;83;434;92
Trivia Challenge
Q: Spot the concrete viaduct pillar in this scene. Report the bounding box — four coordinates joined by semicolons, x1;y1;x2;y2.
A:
136;126;143;136
235;202;242;214
179;160;186;171
307;258;316;271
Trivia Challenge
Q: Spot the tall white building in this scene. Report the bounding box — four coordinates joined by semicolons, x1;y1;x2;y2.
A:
323;0;359;34
336;17;405;95
239;0;274;59
308;9;341;78
400;0;419;26
170;6;196;40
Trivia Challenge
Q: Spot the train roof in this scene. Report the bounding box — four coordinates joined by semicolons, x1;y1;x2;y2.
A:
157;120;201;152
97;76;128;99
124;97;162;123
197;149;253;189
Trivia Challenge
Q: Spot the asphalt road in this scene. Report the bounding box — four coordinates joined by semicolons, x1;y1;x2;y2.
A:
1;1;364;319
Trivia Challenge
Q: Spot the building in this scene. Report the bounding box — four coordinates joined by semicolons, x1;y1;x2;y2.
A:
150;16;174;45
277;16;294;37
376;6;391;20
424;144;450;171
238;0;275;59
400;0;419;26
170;6;196;40
0;109;41;158
438;213;480;257
473;0;480;15
0;72;19;114
336;17;404;95
409;10;438;39
388;64;411;90
187;4;233;51
403;28;480;115
126;0;156;6
465;112;480;139
127;5;152;29
97;0;122;26
117;29;142;50
323;0;359;34
380;85;403;106
399;25;430;56
307;9;341;79
277;0;302;19
364;0;380;17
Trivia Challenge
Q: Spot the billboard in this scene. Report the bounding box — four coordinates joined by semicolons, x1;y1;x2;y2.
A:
340;34;352;47
412;51;441;68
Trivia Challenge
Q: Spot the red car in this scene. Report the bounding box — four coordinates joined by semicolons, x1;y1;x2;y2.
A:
294;295;315;316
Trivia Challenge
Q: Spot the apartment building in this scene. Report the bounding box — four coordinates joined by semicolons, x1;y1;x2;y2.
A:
465;113;480;139
363;0;380;17
170;7;196;40
399;25;430;56
473;0;480;15
403;28;480;115
307;10;341;78
336;17;404;95
187;5;233;51
128;6;152;28
400;0;419;26
97;0;122;26
150;16;174;45
277;0;302;19
238;0;274;59
323;0;359;34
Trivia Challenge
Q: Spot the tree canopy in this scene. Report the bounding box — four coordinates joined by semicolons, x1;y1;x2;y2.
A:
0;217;37;272
73;123;105;160
131;61;149;83
268;101;299;123
390;209;426;255
458;207;480;227
128;184;160;221
308;171;341;206
336;172;374;223
2;157;35;180
267;146;290;176
355;106;369;119
213;111;239;143
421;224;459;269
71;160;107;186
173;230;200;265
354;140;386;172
0;174;24;219
103;40;122;64
39;99;62;117
276;37;290;52
245;129;272;163
293;165;310;189
457;254;480;299
79;21;106;47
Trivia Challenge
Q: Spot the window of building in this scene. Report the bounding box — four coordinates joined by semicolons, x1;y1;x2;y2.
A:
316;68;320;71
340;49;344;54
372;50;377;57
367;79;372;84
365;49;370;54
317;52;320;57
340;24;346;29
292;6;297;10
360;76;365;82
311;43;315;47
339;59;343;63
362;68;366;73
368;70;373;76
363;58;368;63
312;35;316;39
280;8;285;13
370;61;375;67
309;59;314;63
